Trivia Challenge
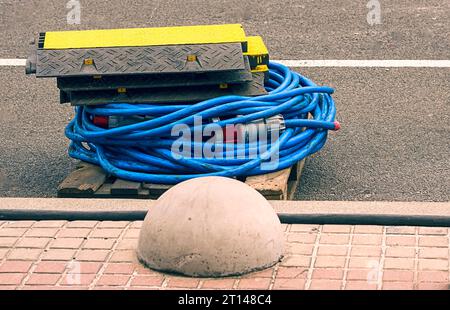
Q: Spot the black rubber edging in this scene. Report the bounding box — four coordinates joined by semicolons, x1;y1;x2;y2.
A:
1;209;450;227
278;214;450;227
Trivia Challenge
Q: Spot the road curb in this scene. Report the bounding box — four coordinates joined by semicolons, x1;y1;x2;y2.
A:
0;198;449;226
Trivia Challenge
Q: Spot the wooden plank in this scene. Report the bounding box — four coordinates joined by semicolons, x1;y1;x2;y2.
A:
261;194;284;200
287;159;306;200
94;183;151;199
245;167;292;200
92;183;113;198
57;162;107;197
143;183;172;199
110;179;142;195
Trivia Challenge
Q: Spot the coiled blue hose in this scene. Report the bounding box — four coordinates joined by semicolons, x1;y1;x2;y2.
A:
65;61;339;184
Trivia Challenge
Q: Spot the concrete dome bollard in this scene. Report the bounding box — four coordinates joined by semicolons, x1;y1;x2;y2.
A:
137;176;284;277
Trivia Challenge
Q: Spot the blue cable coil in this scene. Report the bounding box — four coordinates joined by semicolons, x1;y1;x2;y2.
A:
65;61;339;184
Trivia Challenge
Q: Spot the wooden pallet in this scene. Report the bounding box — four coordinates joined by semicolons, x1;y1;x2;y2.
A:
57;160;305;200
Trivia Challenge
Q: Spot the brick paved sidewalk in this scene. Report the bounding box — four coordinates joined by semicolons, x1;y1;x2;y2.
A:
0;221;448;290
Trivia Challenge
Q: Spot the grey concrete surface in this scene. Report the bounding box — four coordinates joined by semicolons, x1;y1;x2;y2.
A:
137;177;284;276
0;197;449;217
0;1;448;201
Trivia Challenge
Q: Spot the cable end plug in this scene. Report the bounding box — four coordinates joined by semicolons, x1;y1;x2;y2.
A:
333;121;341;131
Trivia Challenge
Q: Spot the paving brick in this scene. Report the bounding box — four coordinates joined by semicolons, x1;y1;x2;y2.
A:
60;273;97;286
115;239;138;250
348;257;380;269
130;275;165;287
383;258;415;270
314;256;346;268
77;262;103;274
418;236;448;247
97;274;130;286
166;277;201;289
7;248;42;261
385;246;416;258
0;237;18;248
0;228;27;237
122;229;141;239
418;227;448;235
352;234;382;245
317;245;348;256
319;233;349;245
130;221;143;229
104;263;135;274
382;270;414;282
0;261;32;273
287;233;317;244
353;226;384;234
416;282;448;290
90;229;123;239
418;259;448;271
33;221;67;228
417;271;449;283
0;249;8;259
83;238;116;250
237;278;271;289
98;221;129;228
109;250;136;263
76;250;109;262
50;238;84;249
280;255;311;267
201;278;236;289
386;235;416;246
273;278;305;289
23;285;89;290
134;265;162;276
322;225;352;233
93;286;125;290
382;282;414;290
58;228;91;238
16;237;51;249
386;226;416;235
286;243;314;255
0;273;25;285
345;280;378;290
242;268;274;278
309;280;342;290
25;228;59;238
4;221;35;228
276;267;308;279
312;268;344;280
34;261;67;274
346;269;373;281
41;249;76;261
350;246;381;257
66;221;98;228
289;224;319;233
26;273;61;285
418;247;449;259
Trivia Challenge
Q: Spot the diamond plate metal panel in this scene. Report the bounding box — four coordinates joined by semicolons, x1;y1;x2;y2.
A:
57;57;253;91
36;43;245;77
66;73;266;105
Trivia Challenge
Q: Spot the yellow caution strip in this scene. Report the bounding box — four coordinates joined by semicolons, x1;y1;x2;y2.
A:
43;24;247;50
245;36;269;72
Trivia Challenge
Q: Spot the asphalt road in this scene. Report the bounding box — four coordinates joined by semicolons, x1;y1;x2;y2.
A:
0;0;449;201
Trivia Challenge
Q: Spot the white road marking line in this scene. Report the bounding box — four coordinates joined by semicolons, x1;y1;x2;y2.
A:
275;59;450;68
1;58;449;68
0;59;26;66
